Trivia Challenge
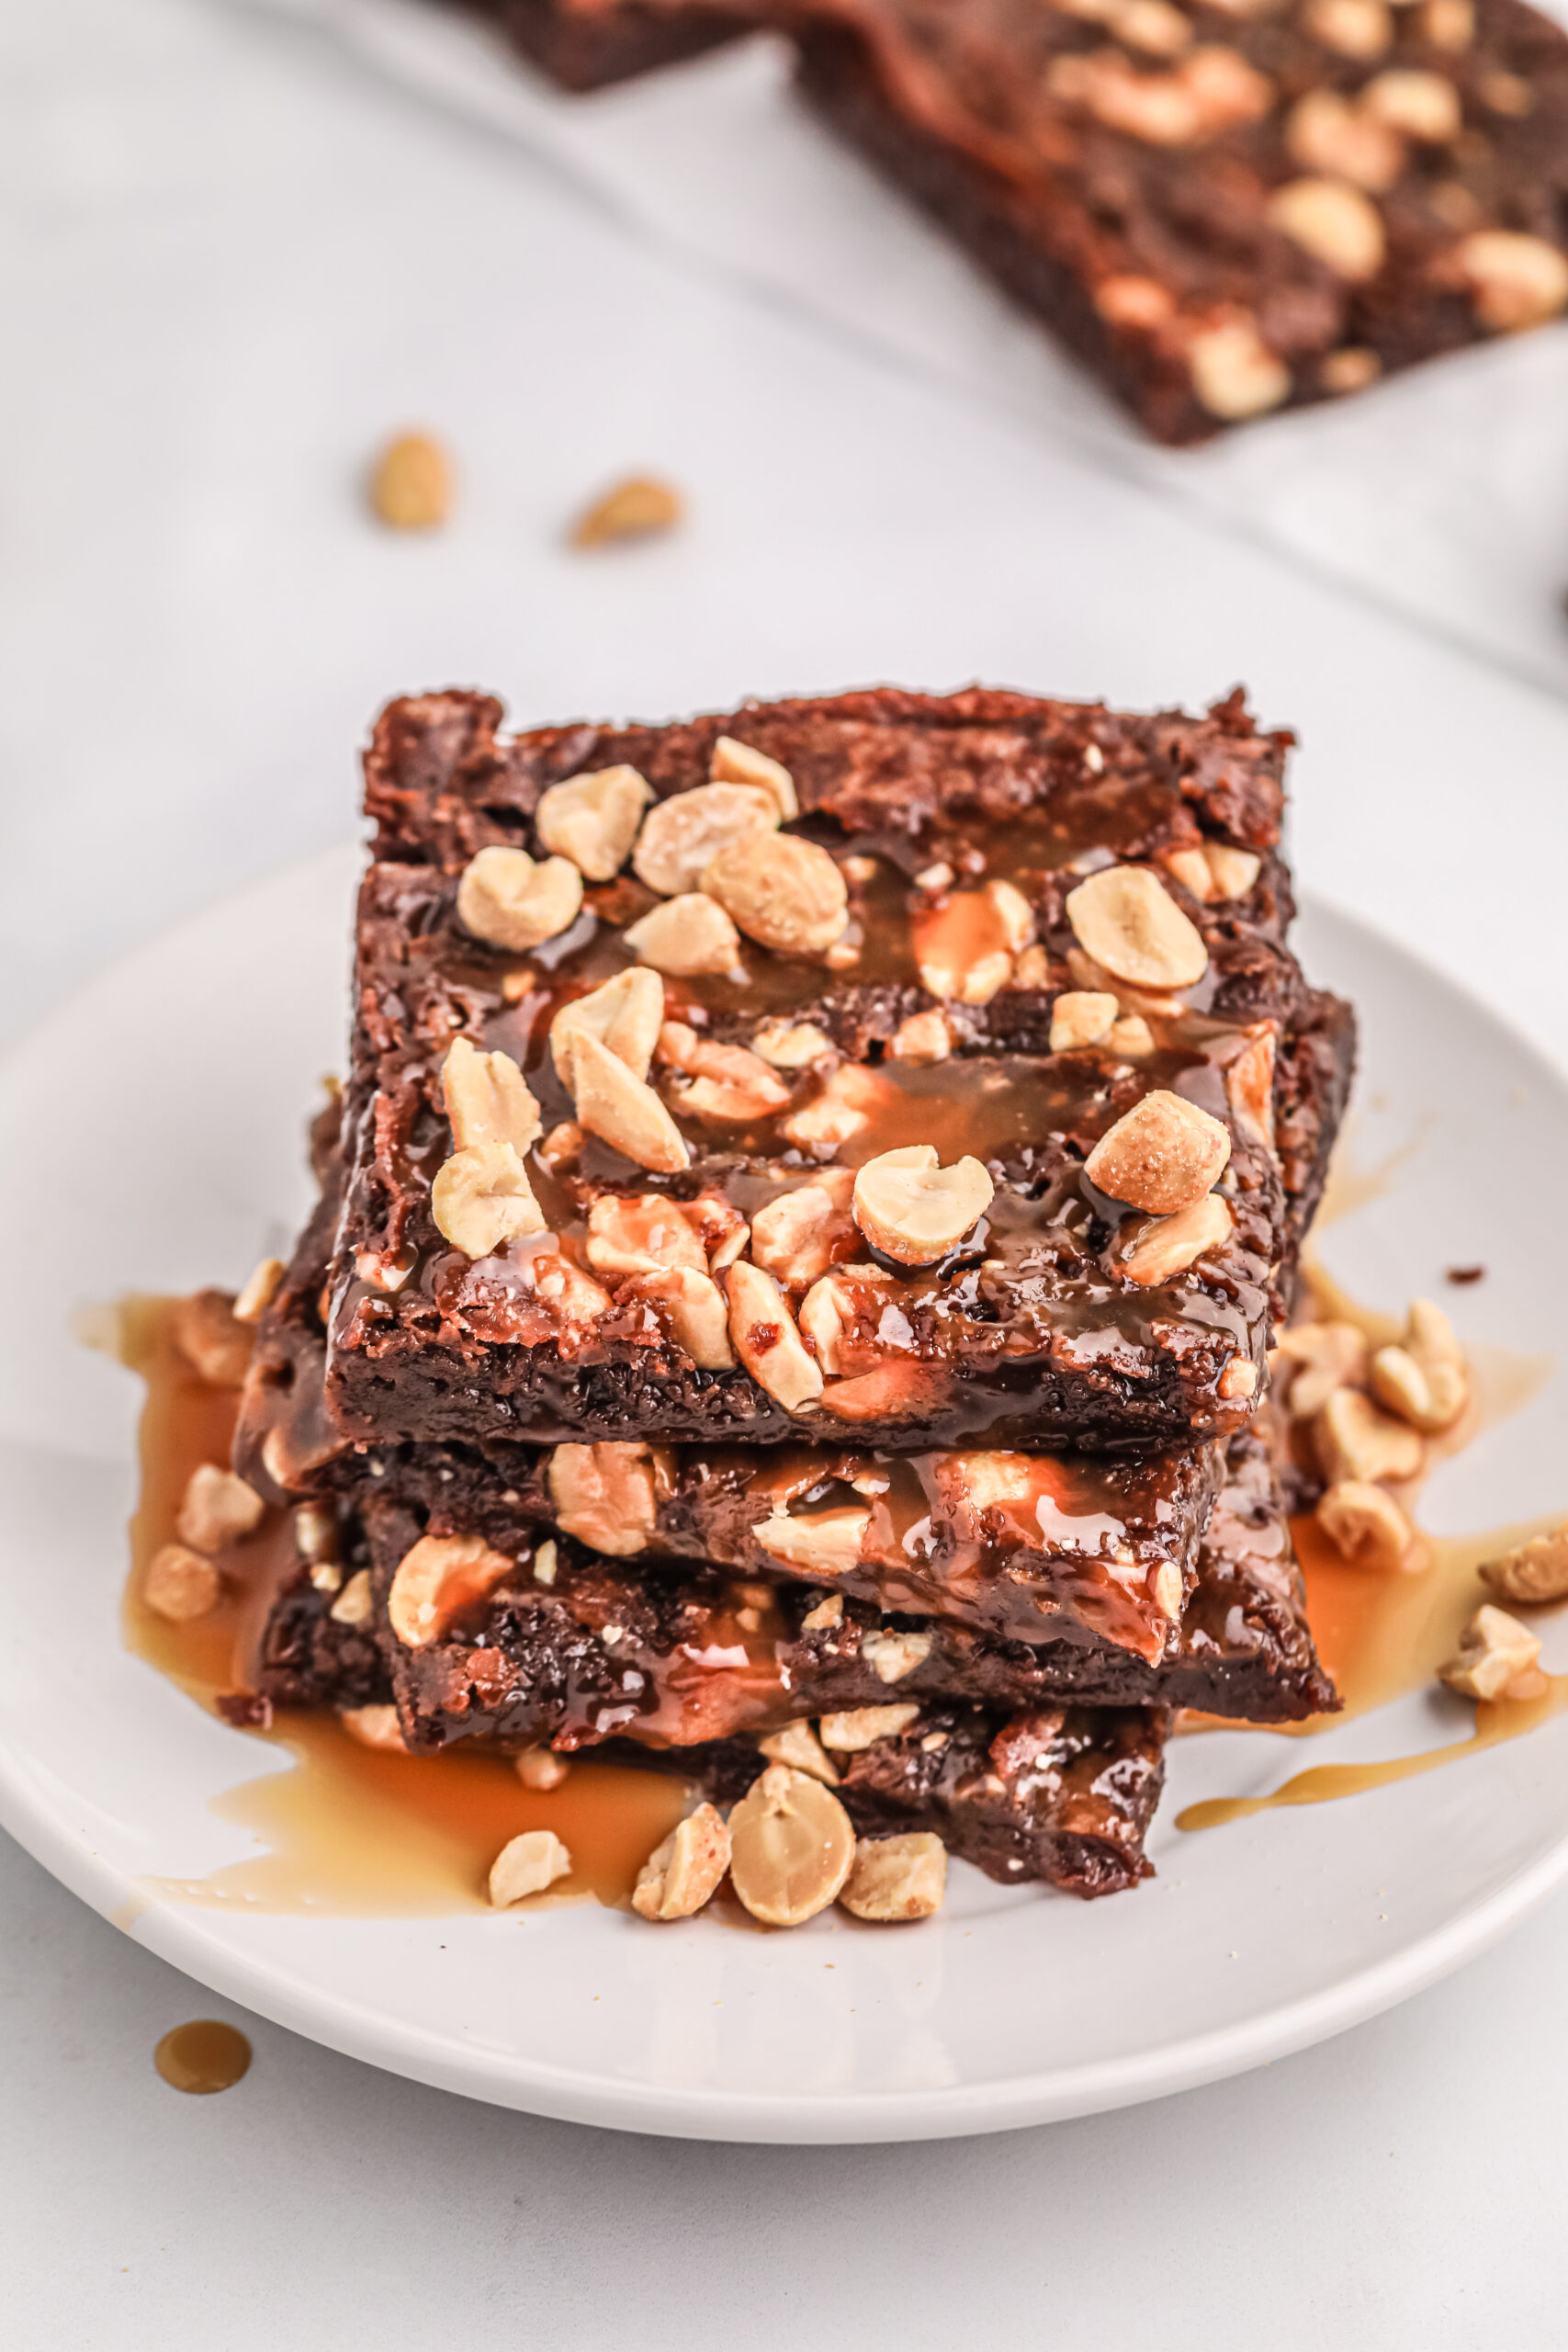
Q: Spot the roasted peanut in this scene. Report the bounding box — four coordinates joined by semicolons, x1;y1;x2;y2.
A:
535;763;651;880
818;1704;922;1751
750;1505;870;1579
726;1261;824;1411
387;1532;513;1647
1085;1090;1231;1214
633;784;777;898
431;1140;547;1258
570;476;682;548
1316;1479;1414;1571
1119;1191;1234;1285
622;892;741;978
1188;316;1292;420
631;1804;732;1920
852;1146;993;1265
1315;1386;1423;1484
489;1829;573;1905
1050;989;1119;1051
571;1032;691;1173
1066;865;1210;989
549;967;664;1090
143;1544;220;1623
1480;1526;1568;1607
1438;1604;1542;1702
727;1765;855;1926
710;735;798;819
456;844;582;952
702;832;848;958
547;1442;659;1556
442;1035;542;1157
840;1833;947;1922
175;1464;265;1554
1370;1299;1468;1433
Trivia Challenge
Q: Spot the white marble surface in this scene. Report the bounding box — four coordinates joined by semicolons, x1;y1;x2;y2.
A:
4;0;1568;2335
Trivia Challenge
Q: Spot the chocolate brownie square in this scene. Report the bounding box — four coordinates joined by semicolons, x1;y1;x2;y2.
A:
319;687;1348;1455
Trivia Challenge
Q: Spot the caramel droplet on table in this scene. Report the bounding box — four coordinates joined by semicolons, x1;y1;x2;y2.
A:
153;2019;252;2095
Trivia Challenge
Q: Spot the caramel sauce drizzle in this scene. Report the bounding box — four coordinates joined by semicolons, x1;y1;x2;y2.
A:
1178;1122;1562;1832
153;2019;253;2095
116;1298;685;1917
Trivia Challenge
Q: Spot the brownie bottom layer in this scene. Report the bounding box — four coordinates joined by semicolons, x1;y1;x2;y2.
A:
603;1705;1168;1899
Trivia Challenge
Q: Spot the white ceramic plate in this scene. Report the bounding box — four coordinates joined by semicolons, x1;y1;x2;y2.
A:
2;850;1565;2143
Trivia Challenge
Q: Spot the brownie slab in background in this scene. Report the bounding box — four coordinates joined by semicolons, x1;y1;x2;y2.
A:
451;0;749;89
319;688;1353;1458
794;0;1568;442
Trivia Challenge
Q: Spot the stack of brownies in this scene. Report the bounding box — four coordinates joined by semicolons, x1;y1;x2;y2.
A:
234;684;1352;1922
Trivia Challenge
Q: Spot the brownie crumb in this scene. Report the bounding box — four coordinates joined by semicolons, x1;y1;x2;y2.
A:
215;1690;274;1731
1446;1264;1487;1286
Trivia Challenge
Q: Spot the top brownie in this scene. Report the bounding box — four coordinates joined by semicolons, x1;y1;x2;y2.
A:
795;0;1568;442
325;685;1337;1453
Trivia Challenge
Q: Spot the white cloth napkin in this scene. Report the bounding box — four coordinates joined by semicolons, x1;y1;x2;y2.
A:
241;0;1568;699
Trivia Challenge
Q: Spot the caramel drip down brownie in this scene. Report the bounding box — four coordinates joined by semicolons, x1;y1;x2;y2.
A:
240;1141;1335;1730
318;687;1353;1455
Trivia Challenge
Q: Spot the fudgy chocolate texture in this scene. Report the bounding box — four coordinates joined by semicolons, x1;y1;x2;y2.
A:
364;684;1296;879
237;979;1352;1498
323;687;1340;1454
610;1704;1168;1896
795;0;1568;444
250;1424;1331;1743
454;0;747;90
383;1435;1227;1661
254;1516;387;1713
1272;981;1355;1299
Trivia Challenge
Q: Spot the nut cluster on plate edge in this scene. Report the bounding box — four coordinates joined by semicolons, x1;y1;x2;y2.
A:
134;683;1565;1936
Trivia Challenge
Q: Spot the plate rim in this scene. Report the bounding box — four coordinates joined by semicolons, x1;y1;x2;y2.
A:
4;848;1567;2144
6;1737;1568;2143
